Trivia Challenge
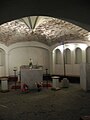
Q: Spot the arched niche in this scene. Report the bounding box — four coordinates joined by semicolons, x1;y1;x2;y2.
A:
0;48;5;66
55;49;62;64
86;47;90;63
75;47;82;64
64;48;71;64
0;48;5;77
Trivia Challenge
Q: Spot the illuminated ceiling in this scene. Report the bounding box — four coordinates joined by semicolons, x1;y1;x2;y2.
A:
0;16;90;46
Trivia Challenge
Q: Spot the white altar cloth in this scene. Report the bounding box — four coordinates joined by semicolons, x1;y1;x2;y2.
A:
21;68;43;89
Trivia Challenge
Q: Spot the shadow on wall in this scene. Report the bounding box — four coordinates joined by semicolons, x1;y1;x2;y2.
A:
43;74;80;83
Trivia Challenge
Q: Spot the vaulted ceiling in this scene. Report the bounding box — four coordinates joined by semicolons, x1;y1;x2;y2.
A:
0;16;90;46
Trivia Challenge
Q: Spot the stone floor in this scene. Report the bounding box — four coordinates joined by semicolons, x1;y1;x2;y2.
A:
0;83;90;120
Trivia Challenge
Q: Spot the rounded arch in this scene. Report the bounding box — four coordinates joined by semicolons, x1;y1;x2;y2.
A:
0;44;8;53
64;48;71;64
0;48;5;66
75;47;82;64
0;48;6;77
55;49;62;64
86;47;90;63
8;41;49;53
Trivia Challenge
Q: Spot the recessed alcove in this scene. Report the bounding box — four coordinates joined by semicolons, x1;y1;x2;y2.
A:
86;47;90;63
75;47;82;64
0;48;5;76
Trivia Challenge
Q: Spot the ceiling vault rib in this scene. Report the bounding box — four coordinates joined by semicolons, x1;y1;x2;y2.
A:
0;16;89;46
33;16;39;29
28;17;32;29
21;18;30;29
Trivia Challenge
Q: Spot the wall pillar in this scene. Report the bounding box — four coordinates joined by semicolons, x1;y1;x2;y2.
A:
49;50;53;74
82;49;86;63
52;50;56;74
5;52;9;76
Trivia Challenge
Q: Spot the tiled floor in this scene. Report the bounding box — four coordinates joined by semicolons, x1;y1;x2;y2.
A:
0;83;90;120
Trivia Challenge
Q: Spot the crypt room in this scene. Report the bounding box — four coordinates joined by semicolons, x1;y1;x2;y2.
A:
0;15;90;120
0;15;90;90
0;1;90;120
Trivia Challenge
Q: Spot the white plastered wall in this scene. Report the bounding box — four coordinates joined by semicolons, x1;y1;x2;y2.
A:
8;41;50;76
0;41;50;77
0;44;8;77
50;42;88;76
0;40;90;77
